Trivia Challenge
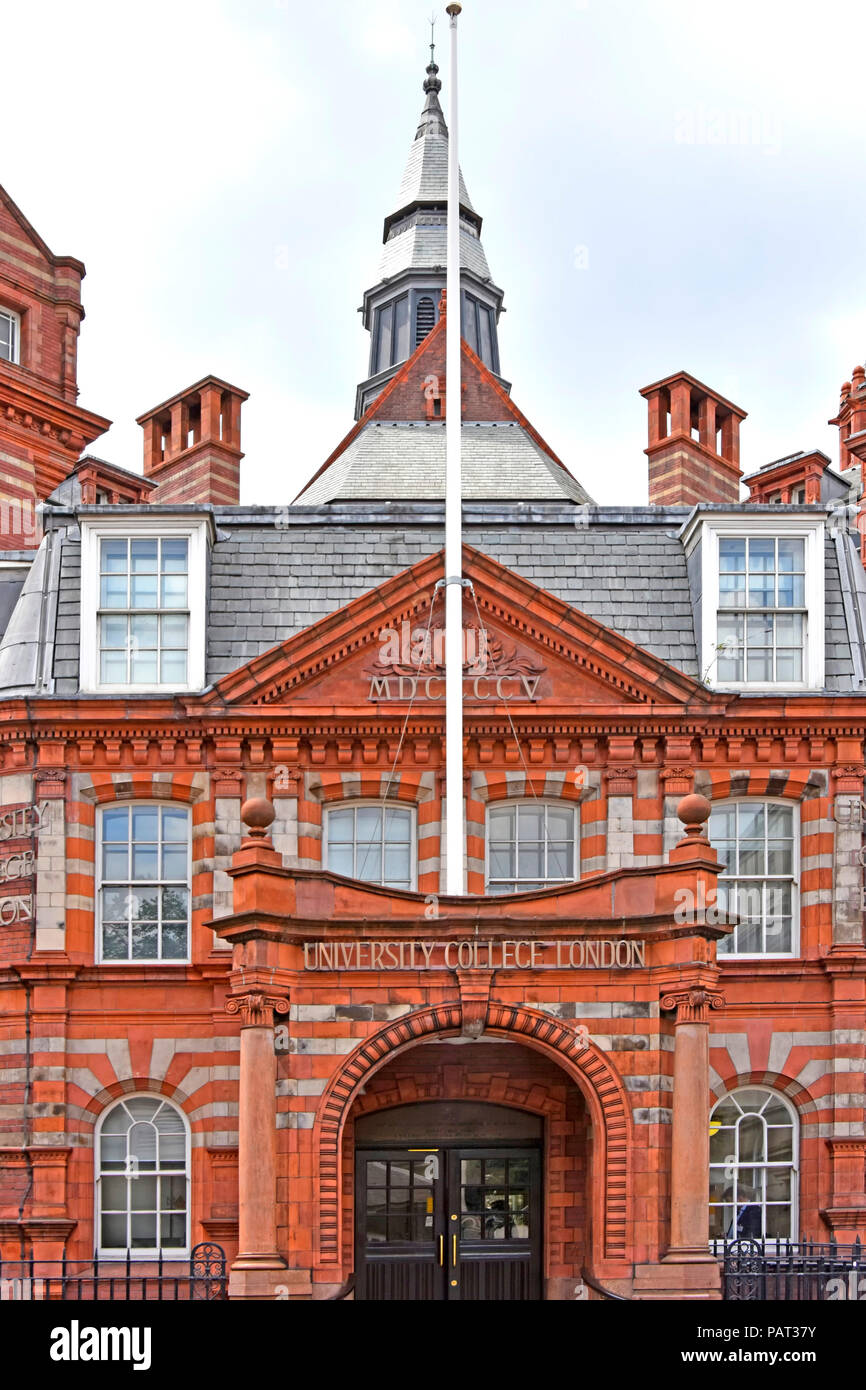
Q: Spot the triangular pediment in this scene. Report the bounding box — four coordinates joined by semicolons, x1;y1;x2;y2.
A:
200;547;716;713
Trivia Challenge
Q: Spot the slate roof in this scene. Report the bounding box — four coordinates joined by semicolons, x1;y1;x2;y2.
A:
296;422;592;506
2;502;861;699
390;84;475;218
376;64;491;284
379;213;491;281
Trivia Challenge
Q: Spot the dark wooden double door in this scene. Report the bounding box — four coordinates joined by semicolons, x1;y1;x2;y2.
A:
355;1145;542;1301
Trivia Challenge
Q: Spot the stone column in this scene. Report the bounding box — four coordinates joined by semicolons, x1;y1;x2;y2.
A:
226;986;289;1299
661;987;724;1259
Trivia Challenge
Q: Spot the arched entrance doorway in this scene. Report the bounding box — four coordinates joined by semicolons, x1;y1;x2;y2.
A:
345;1039;590;1301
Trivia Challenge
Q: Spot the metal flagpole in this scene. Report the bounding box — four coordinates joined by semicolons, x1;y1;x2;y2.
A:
444;1;464;896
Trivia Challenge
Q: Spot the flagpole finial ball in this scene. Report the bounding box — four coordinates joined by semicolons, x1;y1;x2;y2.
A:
446;4;462;16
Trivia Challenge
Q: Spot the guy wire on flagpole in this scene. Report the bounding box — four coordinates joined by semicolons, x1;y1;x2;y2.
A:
445;1;466;896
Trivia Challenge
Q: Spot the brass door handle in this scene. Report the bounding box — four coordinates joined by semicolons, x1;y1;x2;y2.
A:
453;1234;458;1265
439;1236;444;1267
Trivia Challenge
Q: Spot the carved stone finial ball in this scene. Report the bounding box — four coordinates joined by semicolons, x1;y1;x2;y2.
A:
677;793;711;828
242;798;276;831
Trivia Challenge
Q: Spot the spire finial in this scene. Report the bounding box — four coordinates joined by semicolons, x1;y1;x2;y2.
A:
424;14;442;94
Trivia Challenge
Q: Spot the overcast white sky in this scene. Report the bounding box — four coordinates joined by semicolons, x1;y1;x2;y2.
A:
3;0;865;506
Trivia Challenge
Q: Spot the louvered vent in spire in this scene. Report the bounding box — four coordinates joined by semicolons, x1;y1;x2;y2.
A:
415;296;436;348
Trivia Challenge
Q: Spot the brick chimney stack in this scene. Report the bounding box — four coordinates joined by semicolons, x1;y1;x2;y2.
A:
137;376;249;506
641;371;747;506
830;364;866;476
830;362;866;561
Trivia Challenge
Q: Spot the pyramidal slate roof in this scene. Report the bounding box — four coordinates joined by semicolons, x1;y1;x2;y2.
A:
295;316;592;507
378;58;492;283
297;421;592;505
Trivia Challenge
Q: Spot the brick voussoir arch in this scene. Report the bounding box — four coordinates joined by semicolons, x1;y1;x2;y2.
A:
315;1001;632;1265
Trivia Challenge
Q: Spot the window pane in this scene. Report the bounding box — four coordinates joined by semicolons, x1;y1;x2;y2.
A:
489;847;515;879
384;846;411;883
518;845;544;879
103;807;129;842
384;808;411;844
393;296;410;363
101;575;128;609
748;538;776;573
101;540;129;573
518;806;545;839
102;846;129;880
132;922;159;959
160;575;188;609
376;303;394;374
328;844;354;877
719;574;746;607
102;887;129;920
161;922;188;960
546;841;574;879
778;539;805;571
488;807;515;842
160;650;188;684
101;1213;127;1248
328;810;354;843
748;574;775;608
102;924;128;960
130;574;158;607
547;807;575;841
478;306;494;366
161;539;188;572
356;807;382;843
160;614;188;648
719;539;746;572
131;1177;157;1211
738;805;765;840
462;294;478;355
131;540;159;572
101;615;128;649
132;807;159;841
162;808;189;841
130;614;158;648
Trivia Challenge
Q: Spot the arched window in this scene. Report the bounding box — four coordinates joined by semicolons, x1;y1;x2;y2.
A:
709;800;798;956
325;803;416;890
97;803;191;963
96;1096;189;1257
709;1088;798;1244
486;802;578;895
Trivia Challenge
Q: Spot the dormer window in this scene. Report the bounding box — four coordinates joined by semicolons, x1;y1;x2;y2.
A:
80;516;210;693
0;307;20;364
690;515;826;689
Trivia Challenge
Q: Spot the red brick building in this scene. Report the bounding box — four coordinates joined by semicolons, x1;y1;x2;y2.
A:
1;52;866;1303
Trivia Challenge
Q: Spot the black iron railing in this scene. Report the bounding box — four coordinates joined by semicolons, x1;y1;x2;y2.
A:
717;1237;864;1301
581;1267;630;1301
0;1242;227;1301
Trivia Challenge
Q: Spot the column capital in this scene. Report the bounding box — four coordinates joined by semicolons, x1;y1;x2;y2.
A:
661;987;725;1024
226;990;290;1028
